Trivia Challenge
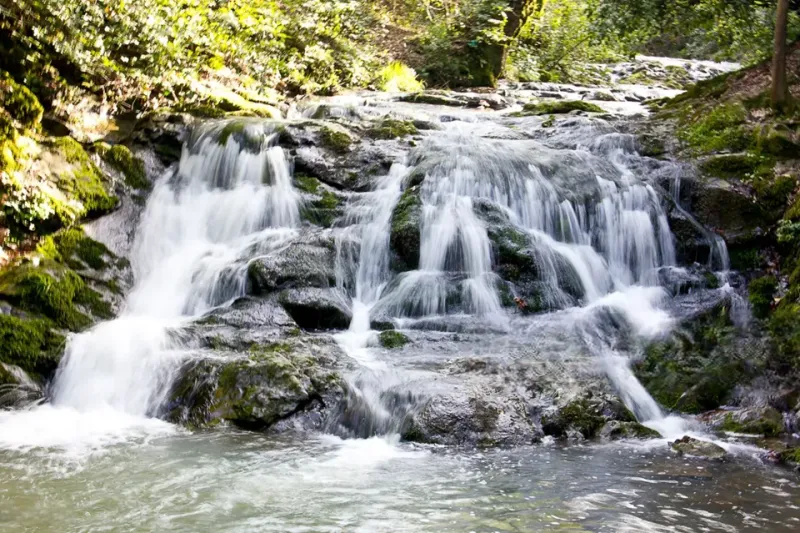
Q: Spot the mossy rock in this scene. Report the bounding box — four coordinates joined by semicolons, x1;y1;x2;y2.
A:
0;314;64;380
0;71;43;130
379;330;409;349
294;174;320;194
634;306;754;414
37;228;115;271
99;144;149;190
166;342;343;430
748;276;777;319
542;398;606;439
516;100;604;117
389;187;422;271
600;420;662;440
367;119;418;140
47;137;117;216
300;189;344;228
320;126;354;154
718;408;784;437
677;103;753;154
0;260;111;330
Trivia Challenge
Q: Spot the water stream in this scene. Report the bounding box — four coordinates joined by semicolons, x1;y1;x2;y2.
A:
2;64;799;531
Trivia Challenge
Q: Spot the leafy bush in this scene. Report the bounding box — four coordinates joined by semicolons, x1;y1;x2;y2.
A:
377;62;424;93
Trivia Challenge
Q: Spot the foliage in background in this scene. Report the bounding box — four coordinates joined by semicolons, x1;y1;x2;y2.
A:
1;0;383;115
588;0;800;64
509;0;624;83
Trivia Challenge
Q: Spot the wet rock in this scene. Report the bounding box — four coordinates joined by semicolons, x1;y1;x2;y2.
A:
0;362;45;407
389;186;422;271
199;297;297;331
165;339;345;431
248;235;337;294
600;420;662;440
379;330;409;349
278;288;352;330
682;176;768;245
403;392;542;447
400;92;465;107
707;406;785;437
670;436;726;460
635;300;765;414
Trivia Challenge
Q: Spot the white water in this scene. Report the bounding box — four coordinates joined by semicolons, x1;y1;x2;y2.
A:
0;121;302;451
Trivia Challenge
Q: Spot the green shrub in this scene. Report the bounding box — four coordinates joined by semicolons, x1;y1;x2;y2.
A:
748;276;777;319
377;62;424;93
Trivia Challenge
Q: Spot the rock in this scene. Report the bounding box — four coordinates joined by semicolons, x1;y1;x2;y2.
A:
670;436;726;460
389;186;422;271
379;330;409;349
400;92;465;107
0;361;45;407
247;235;337;294
587;91;617;102
708;406;785;437
278;288;352;330
600;420;662;440
199;297;297;331
633;285;778;416
403;392;542;447
164;339;345;430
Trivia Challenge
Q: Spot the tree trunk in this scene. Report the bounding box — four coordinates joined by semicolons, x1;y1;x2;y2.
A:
771;0;790;110
473;0;544;86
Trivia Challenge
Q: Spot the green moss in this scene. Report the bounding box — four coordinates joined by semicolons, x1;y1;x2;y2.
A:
748;276;777;319
0;314;64;379
320;127;353;154
0;71;44;130
37;228;113;270
218;120;246;145
0;262;103;330
635;307;750;414
102;145;149;190
48;137;117;215
699;153;762;179
367;119;418;140
720;410;783;437
390;187;422;271
779;447;800;465
768;303;800;372
294;174;320;194
301;189;343;228
542;399;605;438
677;103;752;154
516;100;604;117
379;330;409;349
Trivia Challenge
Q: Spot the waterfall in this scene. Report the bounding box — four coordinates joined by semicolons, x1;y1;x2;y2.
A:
1;121;301;445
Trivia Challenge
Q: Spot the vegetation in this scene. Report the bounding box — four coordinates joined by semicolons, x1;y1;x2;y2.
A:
379;330;409;349
516;100;604;116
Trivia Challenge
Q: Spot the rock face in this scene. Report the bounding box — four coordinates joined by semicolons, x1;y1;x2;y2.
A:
165;338;346;431
248;234;337;294
277;288;352;330
670;436;727;460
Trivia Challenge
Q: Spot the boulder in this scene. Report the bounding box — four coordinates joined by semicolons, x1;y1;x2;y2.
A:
389;186;422;271
248;236;337;294
278;288;352;330
164;339;345;430
670;436;726;460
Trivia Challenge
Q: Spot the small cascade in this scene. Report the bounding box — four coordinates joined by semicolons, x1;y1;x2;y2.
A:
373;132;676;326
331;163;423;437
20;120;302;424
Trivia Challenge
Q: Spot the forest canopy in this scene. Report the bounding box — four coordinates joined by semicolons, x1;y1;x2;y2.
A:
0;0;797;113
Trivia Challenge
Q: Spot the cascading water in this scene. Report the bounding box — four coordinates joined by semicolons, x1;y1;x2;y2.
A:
0;120;302;448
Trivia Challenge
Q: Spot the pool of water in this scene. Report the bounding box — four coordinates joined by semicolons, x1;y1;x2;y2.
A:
2;427;798;533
